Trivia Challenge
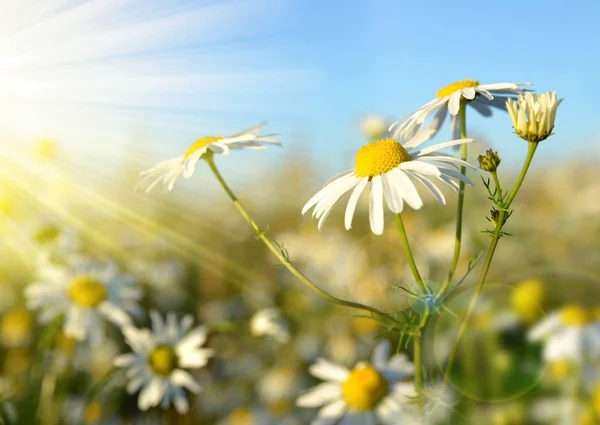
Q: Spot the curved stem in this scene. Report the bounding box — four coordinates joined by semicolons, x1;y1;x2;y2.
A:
442;142;538;383
439;106;468;295
205;156;405;328
395;214;426;293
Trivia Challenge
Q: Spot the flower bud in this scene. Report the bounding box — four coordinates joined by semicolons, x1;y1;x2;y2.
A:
477;149;501;172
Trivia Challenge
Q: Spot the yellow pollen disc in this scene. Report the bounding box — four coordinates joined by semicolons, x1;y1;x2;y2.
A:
437;78;480;98
560;305;591;327
229;407;255;425
355;138;411;178
184;135;224;158
55;332;77;353
548;360;573;380
511;279;546;322
149;346;178;376
84;401;103;424
68;276;107;308
0;308;33;346
342;365;388;411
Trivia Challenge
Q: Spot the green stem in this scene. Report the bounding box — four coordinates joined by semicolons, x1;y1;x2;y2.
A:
491;171;503;200
205;156;404;328
439;106;468;295
504;142;538;209
395;214;426;293
442;142;538;384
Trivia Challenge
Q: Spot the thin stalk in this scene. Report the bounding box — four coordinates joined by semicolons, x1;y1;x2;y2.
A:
395;213;426;293
205;156;404;328
443;142;538;383
439;105;468;295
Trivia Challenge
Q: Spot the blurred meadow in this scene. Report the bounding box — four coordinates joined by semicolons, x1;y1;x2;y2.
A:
1;1;600;425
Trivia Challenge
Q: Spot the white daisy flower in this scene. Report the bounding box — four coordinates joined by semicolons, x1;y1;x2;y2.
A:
113;310;214;414
360;114;389;140
296;340;416;425
390;79;531;141
250;307;291;344
302;132;474;235
138;122;280;192
528;305;600;363
25;261;142;344
507;91;563;143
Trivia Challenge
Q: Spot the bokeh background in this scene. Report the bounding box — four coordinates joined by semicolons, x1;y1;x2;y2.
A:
1;1;600;424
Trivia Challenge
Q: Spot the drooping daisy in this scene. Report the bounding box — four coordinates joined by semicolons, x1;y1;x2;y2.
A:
25;261;142;344
296;340;416;425
528;305;600;362
113;310;214;414
138;122;279;192
390;79;531;141
302;132;474;235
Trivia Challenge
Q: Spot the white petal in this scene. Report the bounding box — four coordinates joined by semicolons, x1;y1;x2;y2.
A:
407;172;446;205
461;87;476;100
309;358;350;382
381;173;403;214
415;138;474;156
448;92;462;115
297;382;342;407
114;353;137;367
138;378;167;411
398;161;441;176
170;369;201;393
528;313;562;342
389;169;422;210
312;400;347;425
344;178;368;230
369;176;385;235
172;386;189;414
302;172;355;215
371;340;391;369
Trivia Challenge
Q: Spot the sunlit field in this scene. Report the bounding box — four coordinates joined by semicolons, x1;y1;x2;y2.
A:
1;1;600;425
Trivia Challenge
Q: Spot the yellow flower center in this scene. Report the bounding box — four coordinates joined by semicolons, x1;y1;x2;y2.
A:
1;309;33;347
342;365;388;411
548;360;573;380
437;79;480;98
184;136;223;158
560;305;592;327
84;401;103;424
511;279;546;322
68;276;107;308
229;407;255;425
149;346;178;376
55;332;77;353
355;139;411;178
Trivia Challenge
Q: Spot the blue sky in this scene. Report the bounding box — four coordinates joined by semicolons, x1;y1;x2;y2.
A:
2;0;599;183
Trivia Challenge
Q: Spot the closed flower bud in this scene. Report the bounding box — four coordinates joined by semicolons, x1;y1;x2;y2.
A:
477;149;501;172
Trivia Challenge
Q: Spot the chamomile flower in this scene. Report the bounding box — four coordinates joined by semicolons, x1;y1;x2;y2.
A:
25;261;142;344
528;305;600;362
296;340;416;425
250;307;291;344
506;91;563;143
113;311;214;414
138;123;279;192
390;79;531;140
302;132;474;235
